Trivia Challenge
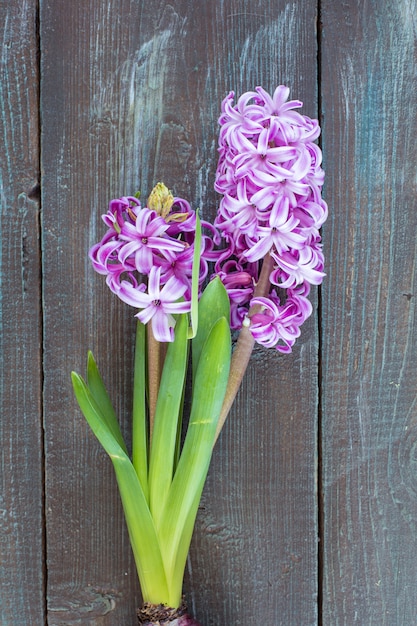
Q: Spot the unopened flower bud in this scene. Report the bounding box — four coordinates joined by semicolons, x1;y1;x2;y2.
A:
147;182;174;218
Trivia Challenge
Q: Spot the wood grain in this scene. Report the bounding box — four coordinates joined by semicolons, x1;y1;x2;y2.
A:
0;2;44;624
3;0;417;623
320;1;417;624
40;1;319;624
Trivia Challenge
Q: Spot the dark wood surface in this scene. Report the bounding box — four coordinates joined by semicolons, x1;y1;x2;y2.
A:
0;1;44;623
320;2;417;624
1;1;416;624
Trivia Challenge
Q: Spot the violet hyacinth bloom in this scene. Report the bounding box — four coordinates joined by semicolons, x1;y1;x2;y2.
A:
89;187;211;342
118;207;186;274
214;85;327;352
116;266;190;342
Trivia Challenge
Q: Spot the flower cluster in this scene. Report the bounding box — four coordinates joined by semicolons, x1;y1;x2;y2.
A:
214;85;327;352
90;86;327;352
89;186;213;342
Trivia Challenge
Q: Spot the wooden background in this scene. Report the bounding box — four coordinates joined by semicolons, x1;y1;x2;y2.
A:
1;1;416;624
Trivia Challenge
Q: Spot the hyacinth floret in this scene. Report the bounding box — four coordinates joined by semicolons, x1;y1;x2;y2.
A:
213;85;327;352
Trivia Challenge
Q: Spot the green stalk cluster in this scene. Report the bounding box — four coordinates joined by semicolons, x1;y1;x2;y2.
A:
71;278;231;608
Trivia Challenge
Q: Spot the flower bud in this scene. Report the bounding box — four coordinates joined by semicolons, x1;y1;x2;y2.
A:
147;182;175;218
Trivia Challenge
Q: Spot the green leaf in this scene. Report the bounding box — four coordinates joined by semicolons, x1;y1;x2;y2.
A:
188;212;202;339
158;315;231;591
148;314;189;526
71;370;171;604
192;277;230;380
72;371;127;458
112;456;170;605
85;352;128;455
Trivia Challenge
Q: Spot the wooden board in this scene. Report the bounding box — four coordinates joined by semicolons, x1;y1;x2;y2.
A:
40;1;320;624
320;1;417;623
0;2;44;624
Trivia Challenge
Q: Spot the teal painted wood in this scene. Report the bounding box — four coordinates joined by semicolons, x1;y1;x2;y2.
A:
40;1;319;624
320;1;417;624
0;2;44;625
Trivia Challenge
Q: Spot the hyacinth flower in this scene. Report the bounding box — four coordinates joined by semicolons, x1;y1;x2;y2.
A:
72;86;326;625
213;85;327;432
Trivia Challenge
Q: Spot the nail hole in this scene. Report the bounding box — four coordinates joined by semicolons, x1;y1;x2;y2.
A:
28;183;41;201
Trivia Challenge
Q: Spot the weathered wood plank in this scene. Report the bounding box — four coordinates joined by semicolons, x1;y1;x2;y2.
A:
320;1;417;624
0;2;44;624
41;1;319;624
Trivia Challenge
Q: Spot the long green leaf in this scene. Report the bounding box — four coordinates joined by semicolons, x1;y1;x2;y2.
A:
188;212;202;339
85;352;128;455
192;277;230;380
158;316;231;587
148;314;188;526
112;457;171;604
71;372;170;604
72;371;127;457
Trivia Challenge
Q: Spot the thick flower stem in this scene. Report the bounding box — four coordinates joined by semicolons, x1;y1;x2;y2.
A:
214;323;254;441
147;325;167;442
214;252;274;441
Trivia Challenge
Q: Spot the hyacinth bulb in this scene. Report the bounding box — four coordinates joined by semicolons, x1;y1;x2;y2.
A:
137;602;202;625
140;617;201;626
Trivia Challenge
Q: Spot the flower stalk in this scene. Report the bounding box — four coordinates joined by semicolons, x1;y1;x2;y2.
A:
146;323;167;442
132;321;148;499
215;251;275;440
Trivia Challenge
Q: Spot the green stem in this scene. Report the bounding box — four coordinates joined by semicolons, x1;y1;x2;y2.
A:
214;252;275;441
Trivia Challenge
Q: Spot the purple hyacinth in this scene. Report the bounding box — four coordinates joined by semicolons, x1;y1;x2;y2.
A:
89;187;212;342
213;85;327;352
90;86;327;352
